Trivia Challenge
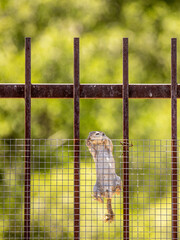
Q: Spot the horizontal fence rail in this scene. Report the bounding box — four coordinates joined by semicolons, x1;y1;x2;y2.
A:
1;83;180;98
0;37;179;240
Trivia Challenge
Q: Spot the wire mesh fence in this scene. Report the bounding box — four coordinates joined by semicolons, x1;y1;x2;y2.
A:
0;139;178;239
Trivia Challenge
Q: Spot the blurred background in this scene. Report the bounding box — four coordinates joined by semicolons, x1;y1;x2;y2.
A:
0;0;180;239
0;0;180;140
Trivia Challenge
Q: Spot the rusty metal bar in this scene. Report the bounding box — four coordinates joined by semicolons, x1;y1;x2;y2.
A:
1;83;180;98
80;84;172;99
123;38;129;240
171;38;178;240
73;38;80;240
24;38;31;240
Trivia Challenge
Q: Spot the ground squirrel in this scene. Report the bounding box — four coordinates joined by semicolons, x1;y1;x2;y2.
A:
86;131;122;223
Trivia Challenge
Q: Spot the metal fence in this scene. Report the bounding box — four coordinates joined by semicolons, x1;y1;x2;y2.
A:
0;139;178;240
0;38;179;240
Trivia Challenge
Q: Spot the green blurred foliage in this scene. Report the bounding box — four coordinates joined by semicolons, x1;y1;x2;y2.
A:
0;0;180;239
0;0;180;139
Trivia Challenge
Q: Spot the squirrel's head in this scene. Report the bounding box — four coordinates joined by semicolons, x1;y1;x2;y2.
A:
86;131;113;153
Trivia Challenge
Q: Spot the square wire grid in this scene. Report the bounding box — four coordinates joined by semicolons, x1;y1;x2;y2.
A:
0;139;178;239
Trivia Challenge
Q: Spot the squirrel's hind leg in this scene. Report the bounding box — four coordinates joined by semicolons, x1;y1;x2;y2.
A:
104;198;115;223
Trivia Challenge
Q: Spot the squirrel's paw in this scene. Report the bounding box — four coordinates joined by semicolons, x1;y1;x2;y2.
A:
104;213;115;223
92;193;104;203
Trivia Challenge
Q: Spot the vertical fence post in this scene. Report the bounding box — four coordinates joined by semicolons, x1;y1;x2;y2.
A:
123;38;129;240
24;37;31;240
74;37;80;240
171;38;178;240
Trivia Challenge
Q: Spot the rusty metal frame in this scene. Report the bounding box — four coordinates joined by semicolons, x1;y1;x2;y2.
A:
73;38;80;240
171;38;178;240
24;38;31;240
122;38;129;240
1;83;180;99
0;37;178;240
